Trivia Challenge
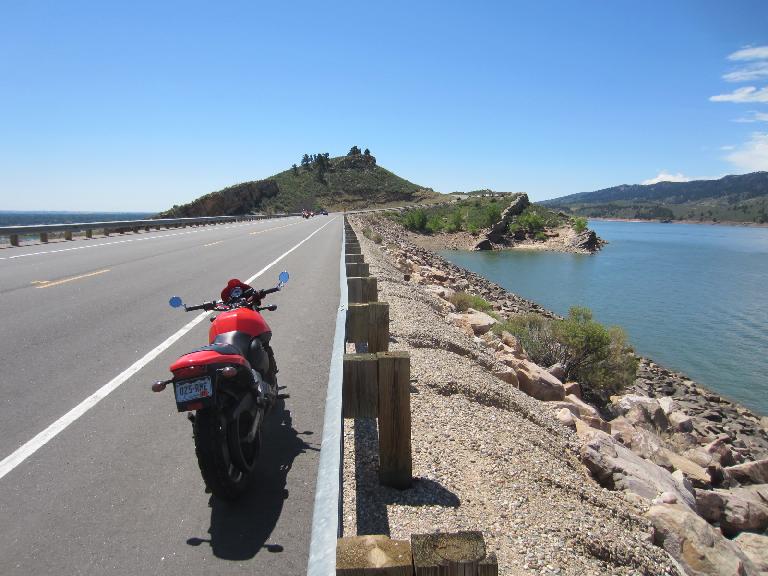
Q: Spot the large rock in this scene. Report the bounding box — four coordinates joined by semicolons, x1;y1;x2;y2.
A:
646;503;760;576
734;533;768;573
726;459;768;485
514;360;566;401
658;449;712;489
465;309;497;336
612;394;669;431
486;193;530;238
570;229;602;252
577;427;695;509
499;331;527;359
696;486;768;537
658;396;679;415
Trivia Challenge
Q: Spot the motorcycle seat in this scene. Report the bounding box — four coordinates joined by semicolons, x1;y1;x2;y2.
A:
190;331;253;359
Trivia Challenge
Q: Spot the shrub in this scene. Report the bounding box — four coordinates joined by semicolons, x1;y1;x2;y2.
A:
516;211;546;234
573;217;587;233
403;209;427;231
362;227;382;243
425;214;444;233
495;306;637;402
534;231;547;241
449;292;494;312
445;209;464;232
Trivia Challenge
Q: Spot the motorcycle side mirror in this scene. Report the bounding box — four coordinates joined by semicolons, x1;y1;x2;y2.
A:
169;296;184;308
278;271;289;287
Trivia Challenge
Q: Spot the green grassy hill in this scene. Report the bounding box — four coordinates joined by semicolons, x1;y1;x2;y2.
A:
542;172;768;223
158;148;440;217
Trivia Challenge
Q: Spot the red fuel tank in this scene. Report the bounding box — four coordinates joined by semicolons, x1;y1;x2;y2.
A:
209;308;271;342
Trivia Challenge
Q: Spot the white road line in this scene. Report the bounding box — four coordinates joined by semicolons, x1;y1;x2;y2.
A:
0;217;337;482
0;218;299;261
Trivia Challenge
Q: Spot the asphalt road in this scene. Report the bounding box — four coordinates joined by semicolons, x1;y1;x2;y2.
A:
0;216;342;575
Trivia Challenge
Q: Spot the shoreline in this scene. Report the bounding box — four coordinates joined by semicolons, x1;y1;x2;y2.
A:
359;213;768;455
403;224;603;255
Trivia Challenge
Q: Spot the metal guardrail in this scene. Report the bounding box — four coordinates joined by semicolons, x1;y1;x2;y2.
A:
0;213;301;246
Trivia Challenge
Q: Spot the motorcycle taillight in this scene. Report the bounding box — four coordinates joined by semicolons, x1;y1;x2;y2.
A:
173;365;207;379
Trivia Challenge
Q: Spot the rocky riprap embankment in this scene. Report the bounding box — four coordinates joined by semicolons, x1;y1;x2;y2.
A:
346;213;768;576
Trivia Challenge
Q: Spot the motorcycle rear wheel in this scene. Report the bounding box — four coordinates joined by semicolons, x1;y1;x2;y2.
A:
193;408;256;500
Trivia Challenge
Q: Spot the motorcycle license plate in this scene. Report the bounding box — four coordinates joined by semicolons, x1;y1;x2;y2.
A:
175;376;213;403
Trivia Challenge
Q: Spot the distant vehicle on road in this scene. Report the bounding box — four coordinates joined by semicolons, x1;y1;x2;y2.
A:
319;209;328;215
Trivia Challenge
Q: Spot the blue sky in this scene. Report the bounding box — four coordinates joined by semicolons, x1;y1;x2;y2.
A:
1;0;767;211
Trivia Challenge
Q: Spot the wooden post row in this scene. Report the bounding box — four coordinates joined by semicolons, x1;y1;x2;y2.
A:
9;234;19;246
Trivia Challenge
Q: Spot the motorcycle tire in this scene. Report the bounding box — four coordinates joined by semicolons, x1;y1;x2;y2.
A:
193;408;256;500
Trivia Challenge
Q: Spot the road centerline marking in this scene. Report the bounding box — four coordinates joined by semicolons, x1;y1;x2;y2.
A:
35;269;110;289
0;217;337;482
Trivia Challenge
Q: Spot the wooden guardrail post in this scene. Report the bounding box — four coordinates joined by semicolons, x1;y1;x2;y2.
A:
337;536;413;575
342;353;378;418
10;234;19;246
411;532;498;576
367;302;389;353
64;231;73;241
40;232;48;243
345;304;369;343
345;254;364;264
345;262;369;277
345;302;389;353
347;277;377;303
377;351;412;488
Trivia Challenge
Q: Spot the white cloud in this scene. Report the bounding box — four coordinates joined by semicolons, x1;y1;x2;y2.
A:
728;46;768;61
642;172;692;185
725;132;768;171
734;111;768;123
723;61;768;82
710;86;768;103
720;145;736;150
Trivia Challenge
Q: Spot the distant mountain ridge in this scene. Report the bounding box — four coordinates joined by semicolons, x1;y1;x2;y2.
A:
159;148;439;217
542;172;768;223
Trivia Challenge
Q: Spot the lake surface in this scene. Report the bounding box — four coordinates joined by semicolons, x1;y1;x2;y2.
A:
441;221;768;415
0;211;154;227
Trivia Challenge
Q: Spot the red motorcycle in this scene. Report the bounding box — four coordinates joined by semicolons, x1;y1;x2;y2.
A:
152;271;289;500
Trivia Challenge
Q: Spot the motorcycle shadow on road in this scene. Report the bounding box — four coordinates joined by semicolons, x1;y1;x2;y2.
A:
186;399;317;561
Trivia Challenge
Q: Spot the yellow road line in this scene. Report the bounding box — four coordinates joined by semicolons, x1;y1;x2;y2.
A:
35;269;111;289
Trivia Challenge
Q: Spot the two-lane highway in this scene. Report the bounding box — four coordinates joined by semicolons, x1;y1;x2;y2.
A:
0;216;342;575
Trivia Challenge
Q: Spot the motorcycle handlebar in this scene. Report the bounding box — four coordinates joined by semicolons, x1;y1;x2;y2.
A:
185;301;217;312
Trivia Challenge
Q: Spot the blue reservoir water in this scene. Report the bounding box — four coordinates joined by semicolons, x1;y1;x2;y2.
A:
441;221;768;415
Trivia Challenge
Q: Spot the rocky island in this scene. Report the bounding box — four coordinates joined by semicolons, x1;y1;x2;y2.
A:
389;193;606;255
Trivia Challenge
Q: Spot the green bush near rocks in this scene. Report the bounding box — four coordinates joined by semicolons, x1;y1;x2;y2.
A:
494;306;637;402
450;292;495;313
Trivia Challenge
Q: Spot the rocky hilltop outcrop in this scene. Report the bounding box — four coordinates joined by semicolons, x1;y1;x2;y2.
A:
158;148;439;217
349;212;768;576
